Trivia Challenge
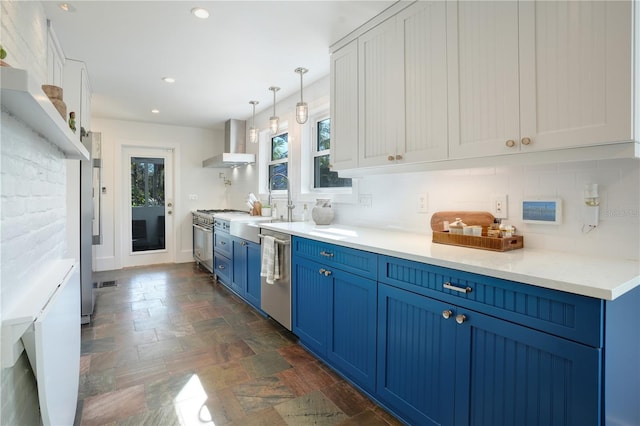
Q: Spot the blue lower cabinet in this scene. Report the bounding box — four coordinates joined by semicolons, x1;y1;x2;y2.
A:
377;283;457;426
378;283;601;426
292;257;331;355
293;255;377;393
245;241;261;309
459;309;601;426
230;237;261;310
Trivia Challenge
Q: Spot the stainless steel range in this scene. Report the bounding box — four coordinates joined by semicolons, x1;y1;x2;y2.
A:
192;209;245;272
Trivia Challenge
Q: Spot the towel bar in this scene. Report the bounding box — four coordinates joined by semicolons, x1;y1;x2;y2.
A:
258;234;290;245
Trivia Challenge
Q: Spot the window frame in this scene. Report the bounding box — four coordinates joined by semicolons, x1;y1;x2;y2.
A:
267;130;289;191
308;112;352;195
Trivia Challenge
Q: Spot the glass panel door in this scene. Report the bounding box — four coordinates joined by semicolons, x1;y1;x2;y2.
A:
130;156;165;252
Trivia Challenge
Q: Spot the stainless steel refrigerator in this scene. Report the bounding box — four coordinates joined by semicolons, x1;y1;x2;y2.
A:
80;132;102;324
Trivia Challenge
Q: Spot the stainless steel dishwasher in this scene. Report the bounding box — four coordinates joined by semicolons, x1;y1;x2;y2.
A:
259;228;291;330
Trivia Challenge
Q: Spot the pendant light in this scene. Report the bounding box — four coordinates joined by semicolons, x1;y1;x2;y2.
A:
268;86;280;135
248;100;259;144
294;67;308;124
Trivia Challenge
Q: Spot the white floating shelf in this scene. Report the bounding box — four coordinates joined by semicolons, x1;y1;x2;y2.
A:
1;67;89;160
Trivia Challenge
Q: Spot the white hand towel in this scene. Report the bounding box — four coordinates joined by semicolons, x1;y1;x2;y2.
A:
260;236;280;284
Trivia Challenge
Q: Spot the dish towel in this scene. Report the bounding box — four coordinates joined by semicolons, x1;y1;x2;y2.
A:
260;236;280;284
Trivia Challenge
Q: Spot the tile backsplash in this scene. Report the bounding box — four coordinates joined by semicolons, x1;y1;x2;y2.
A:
335;159;639;261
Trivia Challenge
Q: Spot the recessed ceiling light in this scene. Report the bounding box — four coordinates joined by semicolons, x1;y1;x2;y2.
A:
191;7;209;19
151;109;160;114
162;77;176;83
59;3;75;12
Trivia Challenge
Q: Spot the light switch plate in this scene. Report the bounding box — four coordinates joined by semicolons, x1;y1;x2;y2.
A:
490;194;508;218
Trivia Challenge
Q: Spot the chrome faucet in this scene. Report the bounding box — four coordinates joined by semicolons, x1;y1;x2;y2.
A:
268;173;295;222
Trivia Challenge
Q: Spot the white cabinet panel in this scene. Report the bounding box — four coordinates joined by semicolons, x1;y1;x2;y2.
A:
399;1;448;163
448;1;520;159
330;40;359;170
519;0;632;151
358;18;399;168
449;0;632;159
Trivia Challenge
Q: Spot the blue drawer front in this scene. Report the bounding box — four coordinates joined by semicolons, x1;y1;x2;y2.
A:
213;253;231;286
293;237;377;280
214;231;232;258
379;255;603;347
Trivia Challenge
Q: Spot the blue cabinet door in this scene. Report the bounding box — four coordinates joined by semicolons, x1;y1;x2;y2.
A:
244;241;261;309
377;283;457;426
292;256;330;356
455;309;601;426
328;269;377;393
231;237;246;296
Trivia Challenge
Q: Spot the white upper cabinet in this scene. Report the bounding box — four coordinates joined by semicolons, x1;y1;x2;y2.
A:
330;40;359;170
448;0;632;159
357;1;448;168
398;1;448;163
358;17;400;167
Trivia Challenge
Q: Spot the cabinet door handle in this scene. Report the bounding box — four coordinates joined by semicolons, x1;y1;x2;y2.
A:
220;241;226;245
443;282;472;294
320;250;334;258
318;268;332;276
241;241;247;246
505;139;516;148
455;314;467;324
521;137;532;145
442;310;453;319
395;154;403;161
218;265;225;270
387;155;395;161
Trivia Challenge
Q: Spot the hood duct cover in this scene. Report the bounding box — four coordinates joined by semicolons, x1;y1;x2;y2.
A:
202;119;255;168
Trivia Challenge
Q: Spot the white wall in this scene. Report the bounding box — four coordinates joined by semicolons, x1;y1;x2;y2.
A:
1;2;63;424
91;118;232;270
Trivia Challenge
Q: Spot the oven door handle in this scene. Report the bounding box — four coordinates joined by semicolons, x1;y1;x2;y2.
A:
193;224;212;233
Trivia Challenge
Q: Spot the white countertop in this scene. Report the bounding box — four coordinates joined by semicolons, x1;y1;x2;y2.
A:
259;222;640;301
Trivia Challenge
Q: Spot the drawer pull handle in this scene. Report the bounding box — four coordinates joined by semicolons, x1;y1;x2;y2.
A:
455;314;467;324
442;310;453;319
443;282;472;294
320;250;334;258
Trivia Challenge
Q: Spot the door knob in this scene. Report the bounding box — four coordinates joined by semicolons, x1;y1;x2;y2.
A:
168;211;173;215
167;202;173;207
455;314;467;324
442;310;453;319
388;155;395;161
521;137;531;145
505;140;516;148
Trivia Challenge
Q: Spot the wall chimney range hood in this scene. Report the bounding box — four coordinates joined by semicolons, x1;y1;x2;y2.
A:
202;119;255;168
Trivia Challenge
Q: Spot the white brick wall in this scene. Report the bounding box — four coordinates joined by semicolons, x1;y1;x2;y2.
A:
1;110;67;313
0;0;48;83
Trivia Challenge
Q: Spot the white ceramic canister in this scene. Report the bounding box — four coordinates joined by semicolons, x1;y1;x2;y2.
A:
311;199;334;225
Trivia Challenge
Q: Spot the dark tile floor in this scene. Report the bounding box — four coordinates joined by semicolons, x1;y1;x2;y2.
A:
76;263;402;426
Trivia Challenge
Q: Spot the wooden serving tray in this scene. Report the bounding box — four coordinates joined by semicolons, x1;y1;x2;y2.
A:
430;211;495;232
432;231;523;252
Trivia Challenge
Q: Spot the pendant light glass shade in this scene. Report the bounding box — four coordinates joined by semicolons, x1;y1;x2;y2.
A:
248;100;259;144
294;67;308;124
268;86;280;135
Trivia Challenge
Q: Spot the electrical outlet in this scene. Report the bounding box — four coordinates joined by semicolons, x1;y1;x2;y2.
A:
417;193;428;213
491;194;508;218
359;194;373;208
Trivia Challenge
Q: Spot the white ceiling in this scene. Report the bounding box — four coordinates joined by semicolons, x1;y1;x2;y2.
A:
42;1;395;130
